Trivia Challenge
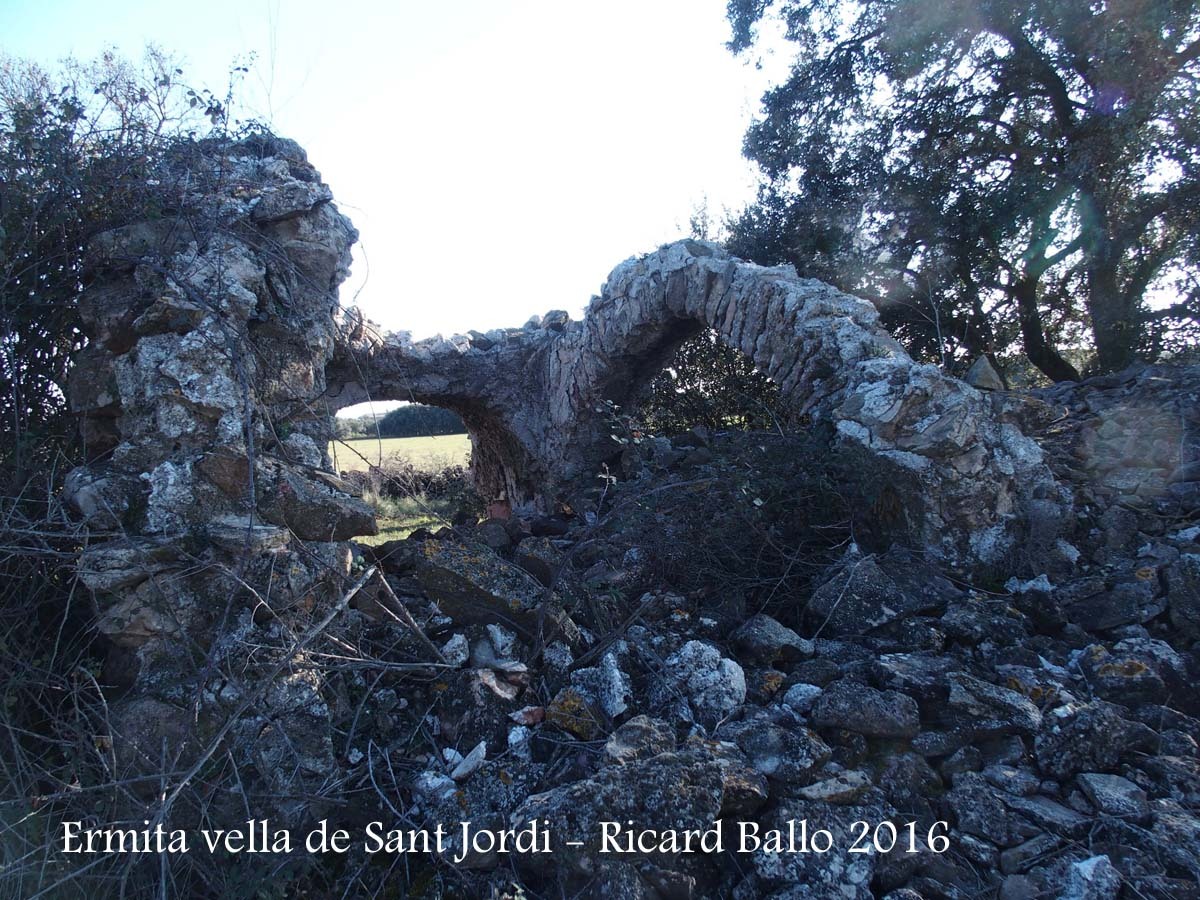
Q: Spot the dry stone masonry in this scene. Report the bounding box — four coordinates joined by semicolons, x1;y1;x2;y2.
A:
62;135;1067;800
56;137;1200;898
64;136;371;816
330;241;1062;567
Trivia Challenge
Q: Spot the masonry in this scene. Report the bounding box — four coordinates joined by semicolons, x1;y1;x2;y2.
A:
62;133;1070;820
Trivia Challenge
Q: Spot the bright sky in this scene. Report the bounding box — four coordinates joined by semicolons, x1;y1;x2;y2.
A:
4;0;781;340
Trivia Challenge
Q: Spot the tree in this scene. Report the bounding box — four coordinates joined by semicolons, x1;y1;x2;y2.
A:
638;328;789;434
377;404;466;438
726;0;1200;379
0;49;233;476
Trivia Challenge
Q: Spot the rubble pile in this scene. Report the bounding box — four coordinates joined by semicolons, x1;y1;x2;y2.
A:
337;415;1199;899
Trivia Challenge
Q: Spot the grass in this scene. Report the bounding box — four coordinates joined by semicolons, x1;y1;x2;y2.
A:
328;434;474;544
358;493;449;545
329;434;471;473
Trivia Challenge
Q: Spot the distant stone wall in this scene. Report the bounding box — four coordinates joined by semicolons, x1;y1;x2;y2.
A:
330;240;1065;566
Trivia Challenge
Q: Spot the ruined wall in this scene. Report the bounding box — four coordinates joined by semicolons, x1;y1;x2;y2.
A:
329;240;1065;566
54;137;1200;900
64;135;372;817
63;136;1070;793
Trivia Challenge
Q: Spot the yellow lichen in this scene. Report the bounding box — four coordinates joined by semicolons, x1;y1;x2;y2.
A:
1097;659;1150;677
546;687;602;740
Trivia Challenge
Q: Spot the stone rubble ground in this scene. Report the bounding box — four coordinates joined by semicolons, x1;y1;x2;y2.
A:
349;414;1198;899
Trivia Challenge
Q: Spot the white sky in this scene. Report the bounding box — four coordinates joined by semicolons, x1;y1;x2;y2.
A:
4;0;783;341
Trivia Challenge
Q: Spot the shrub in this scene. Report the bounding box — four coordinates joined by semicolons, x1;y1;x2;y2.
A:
636;329;792;435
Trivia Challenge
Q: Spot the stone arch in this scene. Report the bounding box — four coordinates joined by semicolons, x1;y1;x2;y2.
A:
323;337;551;508
335;239;1062;565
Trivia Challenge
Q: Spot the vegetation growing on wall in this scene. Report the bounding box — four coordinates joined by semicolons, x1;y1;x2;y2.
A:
637;328;791;435
0;49;245;476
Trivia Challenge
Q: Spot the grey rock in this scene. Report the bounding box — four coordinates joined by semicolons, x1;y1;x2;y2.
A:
983;765;1041;797
658;641;747;728
942;746;982;779
946;772;1025;846
999;834;1063;874
1035;702;1135;779
781;683;823;715
1003;794;1091;837
570;652;633;718
805;551;954;638
1150;802;1200;879
877;752;943;812
731;613;813;665
258;466;378;541
1064;577;1156;630
1165;554;1200;641
416;539;581;646
683;736;770;817
875;653;958;703
715;715;831;783
795;770;872;803
812;680;920;739
77;538;182;593
749;792;897;898
998;874;1040;899
509;751;724;874
1059;855;1121;900
964;355;1005;391
425;759;545;870
1076;772;1149;820
1140;755;1200;805
604;715;676;765
946;672;1043;735
475;519;511;550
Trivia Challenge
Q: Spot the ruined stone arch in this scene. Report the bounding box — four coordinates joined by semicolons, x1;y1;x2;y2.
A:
65;134;1059;588
56;136;1066;835
328;239;1059;565
321;371;540;513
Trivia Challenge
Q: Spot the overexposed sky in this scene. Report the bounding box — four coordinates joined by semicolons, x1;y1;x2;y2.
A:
4;0;783;339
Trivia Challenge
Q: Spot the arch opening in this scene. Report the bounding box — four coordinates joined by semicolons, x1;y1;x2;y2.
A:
328;240;1059;565
321;372;542;515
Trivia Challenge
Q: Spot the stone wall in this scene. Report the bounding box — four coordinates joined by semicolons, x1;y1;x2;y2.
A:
52;135;1200;898
64;136;372;817
61;135;1072;807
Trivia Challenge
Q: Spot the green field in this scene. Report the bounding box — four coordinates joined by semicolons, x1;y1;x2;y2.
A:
329;434;473;544
329;433;471;473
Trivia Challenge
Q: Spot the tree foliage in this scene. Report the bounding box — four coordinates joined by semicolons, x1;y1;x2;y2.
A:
638;328;789;434
0;49;241;478
726;0;1200;379
377;403;466;438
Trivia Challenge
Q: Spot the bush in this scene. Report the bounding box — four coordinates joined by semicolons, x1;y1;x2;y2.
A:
636;329;792;435
0;50;271;896
0;49;236;478
601;428;854;623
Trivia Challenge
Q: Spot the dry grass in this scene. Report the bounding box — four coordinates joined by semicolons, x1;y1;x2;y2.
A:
328;435;475;543
329;435;471;474
356;492;451;545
